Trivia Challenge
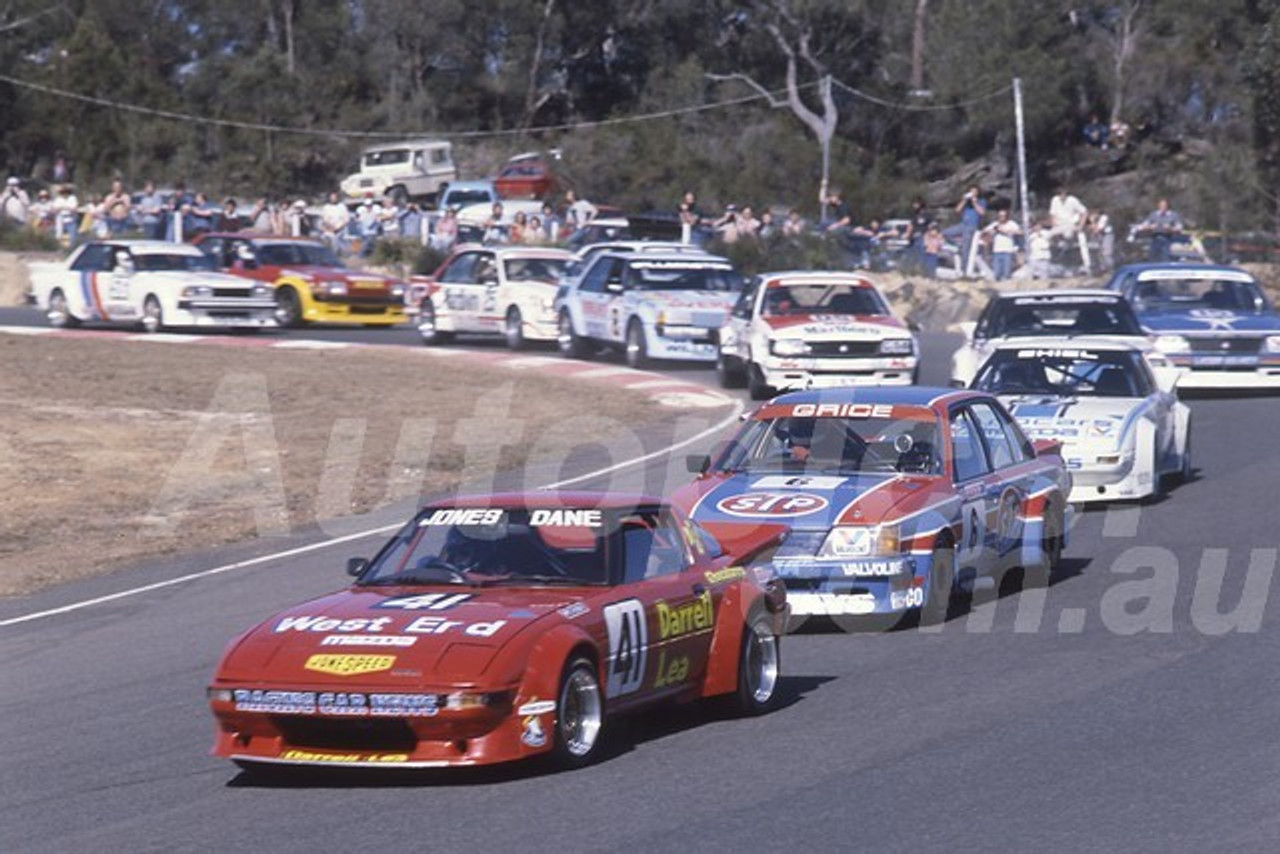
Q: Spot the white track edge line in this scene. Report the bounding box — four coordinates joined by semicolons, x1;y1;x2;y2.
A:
1;399;744;627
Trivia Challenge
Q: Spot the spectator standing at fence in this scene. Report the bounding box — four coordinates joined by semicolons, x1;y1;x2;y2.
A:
1089;209;1115;272
30;188;54;229
540;201;562;242
135;181;165;239
432;206;459;250
2;177;30;225
102;179;131;236
758;209;777;239
564;189;597;232
737;205;761;240
217;198;241;232
1027;221;1052;279
320;191;350;253
52;183;80;246
1138;198;1183;261
400;203;423;246
984;208;1022;281
823;189;852;234
922;222;944;278
1049;187;1088;242
782;208;806;237
954;185;986;276
678;190;705;244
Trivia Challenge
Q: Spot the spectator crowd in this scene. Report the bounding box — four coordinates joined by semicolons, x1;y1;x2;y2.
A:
2;166;1193;282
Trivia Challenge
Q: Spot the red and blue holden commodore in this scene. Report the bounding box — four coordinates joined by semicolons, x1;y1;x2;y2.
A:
208;492;788;773
672;387;1073;626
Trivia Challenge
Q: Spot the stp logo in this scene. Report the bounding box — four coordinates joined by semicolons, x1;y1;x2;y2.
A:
716;492;828;517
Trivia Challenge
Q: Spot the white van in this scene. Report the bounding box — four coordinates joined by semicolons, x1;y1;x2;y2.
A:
339;138;457;206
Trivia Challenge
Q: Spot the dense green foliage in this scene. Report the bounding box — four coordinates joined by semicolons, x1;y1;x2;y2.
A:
1;1;1278;231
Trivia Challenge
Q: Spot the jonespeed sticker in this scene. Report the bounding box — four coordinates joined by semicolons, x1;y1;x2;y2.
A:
304;655;396;677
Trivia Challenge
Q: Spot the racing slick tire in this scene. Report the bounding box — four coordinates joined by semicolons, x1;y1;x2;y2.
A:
729;614;781;716
141;294;164;334
418;300;453;345
504;306;526;351
747;362;775;401
46;289;79;328
550;656;605;769
1025;501;1064;589
624;319;650;370
274;286;303;329
1171;417;1192;486
716;351;747;389
919;539;956;626
557;310;589;359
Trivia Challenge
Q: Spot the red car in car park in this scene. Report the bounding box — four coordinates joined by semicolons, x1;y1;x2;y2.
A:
208;492;788;773
493;152;559;200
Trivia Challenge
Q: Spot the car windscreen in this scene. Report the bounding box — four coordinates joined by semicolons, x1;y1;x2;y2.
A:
503;257;567;283
763;283;888;316
363;149;409;167
973;347;1153;398
1132;275;1268;313
354;506;682;587
131;252;218;272
713;414;942;476
985;298;1144;337
254;242;343;267
626;261;740;292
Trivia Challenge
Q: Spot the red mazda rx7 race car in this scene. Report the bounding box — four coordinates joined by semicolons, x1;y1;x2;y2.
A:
208;493;788;772
673;387;1073;627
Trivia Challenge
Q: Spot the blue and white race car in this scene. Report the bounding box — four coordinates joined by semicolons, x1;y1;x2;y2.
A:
1103;263;1280;389
556;250;742;368
972;340;1191;503
672;387;1073;627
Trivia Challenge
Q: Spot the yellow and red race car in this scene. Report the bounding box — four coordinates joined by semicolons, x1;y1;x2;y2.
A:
208;492;787;774
195;233;406;327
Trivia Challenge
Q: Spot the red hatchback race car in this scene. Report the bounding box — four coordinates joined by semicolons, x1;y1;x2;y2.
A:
195;233;407;327
208;493;788;773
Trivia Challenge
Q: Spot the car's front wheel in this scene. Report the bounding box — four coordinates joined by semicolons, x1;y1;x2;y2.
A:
747;362;775;401
550;657;604;769
1025;501;1064;588
418;299;453;345
275;287;302;328
504;306;525;351
920;539;955;626
46;289;78;328
717;350;747;388
624;320;649;369
557;310;588;359
730;615;781;715
141;295;164;333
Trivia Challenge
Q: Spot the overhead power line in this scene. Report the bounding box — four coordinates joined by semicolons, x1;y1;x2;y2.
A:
0;73;817;139
832;78;1013;111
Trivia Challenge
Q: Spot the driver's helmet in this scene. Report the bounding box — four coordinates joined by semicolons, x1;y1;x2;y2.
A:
764;288;794;316
114;250;134;272
436;525;491;571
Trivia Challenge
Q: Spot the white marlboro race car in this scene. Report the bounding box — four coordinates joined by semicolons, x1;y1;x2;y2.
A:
949;288;1153;388
556;250;743;368
971;339;1191;503
716;271;918;400
29;240;277;332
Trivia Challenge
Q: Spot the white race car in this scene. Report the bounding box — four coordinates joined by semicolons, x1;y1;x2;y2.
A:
971;339;1191;503
556;250;742;368
409;244;570;349
716;271;918;400
29;240;277;332
950;289;1155;388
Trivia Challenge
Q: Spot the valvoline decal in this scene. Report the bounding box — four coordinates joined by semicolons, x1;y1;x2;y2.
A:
715;491;828;517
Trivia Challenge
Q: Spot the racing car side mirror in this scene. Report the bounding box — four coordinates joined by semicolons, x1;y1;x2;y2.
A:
1150;365;1182;395
685;454;710;474
346;557;369;577
1031;438;1063;459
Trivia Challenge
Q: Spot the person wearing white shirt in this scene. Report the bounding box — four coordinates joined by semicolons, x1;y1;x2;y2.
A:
983;209;1023;281
1049;187;1088;240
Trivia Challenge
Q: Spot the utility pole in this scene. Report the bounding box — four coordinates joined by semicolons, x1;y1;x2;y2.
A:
1013;77;1031;239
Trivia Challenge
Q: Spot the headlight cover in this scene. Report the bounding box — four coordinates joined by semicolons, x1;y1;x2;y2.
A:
817;525;900;559
1264;335;1280;353
1154;334;1189;354
771;338;811;357
181;285;213;298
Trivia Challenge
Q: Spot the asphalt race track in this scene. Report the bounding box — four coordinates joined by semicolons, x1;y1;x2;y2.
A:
2;306;1279;853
